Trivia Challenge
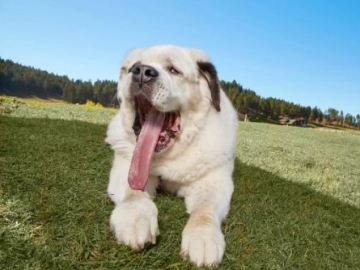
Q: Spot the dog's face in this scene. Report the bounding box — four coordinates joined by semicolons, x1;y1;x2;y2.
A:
118;45;220;113
117;45;221;155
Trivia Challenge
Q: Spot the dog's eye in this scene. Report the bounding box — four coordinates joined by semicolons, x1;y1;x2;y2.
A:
128;66;134;73
168;66;180;75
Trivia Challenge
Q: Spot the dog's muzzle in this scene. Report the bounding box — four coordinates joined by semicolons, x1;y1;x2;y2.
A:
130;63;158;88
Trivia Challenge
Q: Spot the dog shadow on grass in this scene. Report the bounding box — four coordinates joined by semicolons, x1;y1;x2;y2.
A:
1;117;359;269
221;158;360;269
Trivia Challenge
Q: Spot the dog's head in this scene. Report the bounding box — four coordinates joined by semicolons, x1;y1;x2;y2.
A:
117;45;221;190
118;45;220;113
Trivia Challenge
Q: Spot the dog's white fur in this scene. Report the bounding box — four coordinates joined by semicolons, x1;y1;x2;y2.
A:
106;45;237;267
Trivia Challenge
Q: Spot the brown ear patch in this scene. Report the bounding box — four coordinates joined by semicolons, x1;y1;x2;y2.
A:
197;61;221;112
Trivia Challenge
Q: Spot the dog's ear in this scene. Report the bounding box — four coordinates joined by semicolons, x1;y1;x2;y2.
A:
197;61;221;112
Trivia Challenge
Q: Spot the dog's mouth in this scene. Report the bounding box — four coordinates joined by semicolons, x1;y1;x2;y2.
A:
132;95;181;152
128;95;181;191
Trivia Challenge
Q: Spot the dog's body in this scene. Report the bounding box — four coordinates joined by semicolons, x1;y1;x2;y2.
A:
106;45;237;266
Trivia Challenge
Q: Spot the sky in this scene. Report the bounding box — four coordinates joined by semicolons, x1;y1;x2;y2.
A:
1;0;359;115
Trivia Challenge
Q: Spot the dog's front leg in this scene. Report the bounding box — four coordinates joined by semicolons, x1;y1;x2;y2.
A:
108;154;159;250
180;164;234;267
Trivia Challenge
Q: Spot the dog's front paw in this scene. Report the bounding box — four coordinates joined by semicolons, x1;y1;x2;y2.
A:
110;197;159;250
181;222;225;267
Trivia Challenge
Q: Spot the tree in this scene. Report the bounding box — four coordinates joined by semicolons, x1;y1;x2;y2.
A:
318;110;324;123
339;110;344;126
327;108;339;122
310;107;319;122
344;114;354;126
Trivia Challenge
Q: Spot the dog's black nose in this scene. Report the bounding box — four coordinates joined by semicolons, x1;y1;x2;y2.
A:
131;64;158;84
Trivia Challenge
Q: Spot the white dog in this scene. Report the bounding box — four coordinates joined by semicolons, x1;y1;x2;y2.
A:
106;45;237;267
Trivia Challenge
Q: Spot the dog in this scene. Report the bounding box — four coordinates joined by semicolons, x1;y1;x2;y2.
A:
106;45;237;267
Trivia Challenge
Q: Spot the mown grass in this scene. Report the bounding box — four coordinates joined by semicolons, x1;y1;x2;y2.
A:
1;115;359;269
237;122;360;207
0;96;116;124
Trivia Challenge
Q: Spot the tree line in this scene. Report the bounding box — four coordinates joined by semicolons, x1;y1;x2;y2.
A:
221;80;360;128
0;58;117;106
1;57;359;128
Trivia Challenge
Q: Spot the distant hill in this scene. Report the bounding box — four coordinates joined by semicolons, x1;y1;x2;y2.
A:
219;80;359;128
0;58;117;106
1;57;359;128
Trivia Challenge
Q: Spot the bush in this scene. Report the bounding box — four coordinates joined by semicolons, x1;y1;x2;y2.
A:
85;100;103;109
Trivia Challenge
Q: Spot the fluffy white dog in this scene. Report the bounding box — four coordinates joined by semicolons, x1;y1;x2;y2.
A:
106;45;237;267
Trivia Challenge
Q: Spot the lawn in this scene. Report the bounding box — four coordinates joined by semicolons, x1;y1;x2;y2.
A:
0;96;116;124
237;122;360;207
1;98;360;269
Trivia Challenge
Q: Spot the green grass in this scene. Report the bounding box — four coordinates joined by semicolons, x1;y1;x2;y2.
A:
1;99;360;269
237;122;360;207
0;96;116;124
1;118;359;270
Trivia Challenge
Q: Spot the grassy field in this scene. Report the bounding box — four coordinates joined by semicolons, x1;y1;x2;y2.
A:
0;96;116;124
237;122;360;207
1;98;360;269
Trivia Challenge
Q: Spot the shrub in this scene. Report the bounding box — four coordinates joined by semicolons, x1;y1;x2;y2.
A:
85;100;103;109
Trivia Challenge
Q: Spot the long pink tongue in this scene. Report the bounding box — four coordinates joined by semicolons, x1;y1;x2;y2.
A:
128;109;165;190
